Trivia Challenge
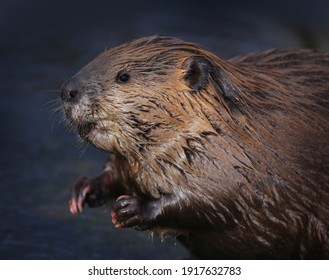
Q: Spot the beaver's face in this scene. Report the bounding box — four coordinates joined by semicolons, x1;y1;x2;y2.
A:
60;36;222;156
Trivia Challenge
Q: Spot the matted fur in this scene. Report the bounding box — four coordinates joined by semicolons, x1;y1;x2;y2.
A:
61;36;329;259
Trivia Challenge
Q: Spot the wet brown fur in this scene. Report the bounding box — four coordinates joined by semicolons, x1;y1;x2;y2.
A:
61;36;329;259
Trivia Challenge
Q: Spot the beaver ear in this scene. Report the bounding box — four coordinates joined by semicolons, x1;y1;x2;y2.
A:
181;56;210;91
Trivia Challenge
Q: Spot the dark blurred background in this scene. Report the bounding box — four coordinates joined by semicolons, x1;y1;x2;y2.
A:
0;0;328;259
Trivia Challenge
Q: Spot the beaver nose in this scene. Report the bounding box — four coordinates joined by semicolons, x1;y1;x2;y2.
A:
60;80;81;103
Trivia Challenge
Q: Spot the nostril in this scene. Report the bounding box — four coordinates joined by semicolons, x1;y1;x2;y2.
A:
60;80;81;103
61;79;99;103
69;90;79;101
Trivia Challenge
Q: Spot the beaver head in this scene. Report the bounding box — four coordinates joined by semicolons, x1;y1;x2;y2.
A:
60;36;243;156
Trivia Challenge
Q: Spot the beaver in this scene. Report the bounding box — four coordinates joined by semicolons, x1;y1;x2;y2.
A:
60;35;329;259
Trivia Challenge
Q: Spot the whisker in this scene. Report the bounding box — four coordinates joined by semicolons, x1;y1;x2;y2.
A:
46;98;63;113
65;120;76;134
45;97;68;134
46;99;60;108
77;139;89;158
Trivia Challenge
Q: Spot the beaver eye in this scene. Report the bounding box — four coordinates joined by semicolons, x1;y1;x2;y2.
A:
117;72;131;83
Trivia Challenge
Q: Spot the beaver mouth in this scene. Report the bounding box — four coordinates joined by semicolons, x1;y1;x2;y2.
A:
77;122;96;138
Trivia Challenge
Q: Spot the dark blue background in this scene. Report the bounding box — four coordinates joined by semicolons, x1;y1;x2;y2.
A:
0;0;328;259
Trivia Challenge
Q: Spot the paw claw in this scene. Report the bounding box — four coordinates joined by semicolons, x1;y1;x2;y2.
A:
112;196;145;229
69;173;112;215
111;209;118;225
116;195;130;202
69;199;77;215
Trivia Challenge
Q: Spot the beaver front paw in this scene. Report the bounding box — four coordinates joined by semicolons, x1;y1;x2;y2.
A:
111;195;148;231
69;175;111;215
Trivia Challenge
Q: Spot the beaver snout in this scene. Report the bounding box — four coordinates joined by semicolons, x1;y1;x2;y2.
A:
61;78;85;103
60;77;106;140
61;78;102;103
